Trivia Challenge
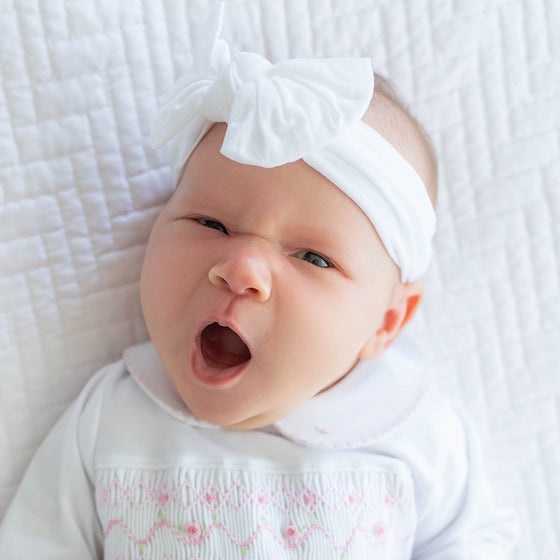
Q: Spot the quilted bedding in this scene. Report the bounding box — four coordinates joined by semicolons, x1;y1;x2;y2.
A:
0;0;558;557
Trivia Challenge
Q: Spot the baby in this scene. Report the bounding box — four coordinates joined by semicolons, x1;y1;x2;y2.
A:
0;8;517;560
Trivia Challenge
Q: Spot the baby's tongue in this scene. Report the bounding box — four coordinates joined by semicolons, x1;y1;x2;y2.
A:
200;323;251;368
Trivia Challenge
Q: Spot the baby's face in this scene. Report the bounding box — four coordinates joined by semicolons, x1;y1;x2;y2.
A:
141;123;400;430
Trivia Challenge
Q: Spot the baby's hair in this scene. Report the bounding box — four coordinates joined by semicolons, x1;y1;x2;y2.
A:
365;73;438;208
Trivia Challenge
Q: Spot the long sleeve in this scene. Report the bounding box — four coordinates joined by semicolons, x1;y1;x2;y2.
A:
380;389;519;559
0;364;113;558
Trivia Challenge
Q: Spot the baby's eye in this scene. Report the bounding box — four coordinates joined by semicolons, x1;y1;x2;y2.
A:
198;218;228;234
294;250;332;268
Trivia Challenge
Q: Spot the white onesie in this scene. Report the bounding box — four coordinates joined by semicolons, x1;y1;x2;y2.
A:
0;335;518;559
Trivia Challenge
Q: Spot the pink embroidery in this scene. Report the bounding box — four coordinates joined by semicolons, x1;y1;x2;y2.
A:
185;522;202;538
374;524;386;538
303;492;316;505
98;471;415;555
385;493;397;506
97;479;412;514
104;517;409;551
206;493;219;505
314;426;332;435
283;525;300;540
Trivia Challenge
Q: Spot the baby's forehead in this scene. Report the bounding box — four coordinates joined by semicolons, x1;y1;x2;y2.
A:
183;123;364;213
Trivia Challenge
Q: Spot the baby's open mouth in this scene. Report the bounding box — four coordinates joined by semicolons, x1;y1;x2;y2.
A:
200;323;251;369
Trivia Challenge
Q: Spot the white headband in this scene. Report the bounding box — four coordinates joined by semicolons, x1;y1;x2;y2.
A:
150;6;436;281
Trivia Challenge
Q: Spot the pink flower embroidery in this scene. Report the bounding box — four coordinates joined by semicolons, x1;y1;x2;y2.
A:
374;524;386;538
158;493;169;503
314;426;332;435
283;525;300;540
257;494;268;504
185;522;202;538
385;494;397;506
206;493;219;505
304;493;316;505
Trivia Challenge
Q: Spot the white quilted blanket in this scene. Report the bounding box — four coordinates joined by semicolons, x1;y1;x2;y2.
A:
1;1;558;557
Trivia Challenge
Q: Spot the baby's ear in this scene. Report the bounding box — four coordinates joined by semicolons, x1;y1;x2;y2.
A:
359;280;425;361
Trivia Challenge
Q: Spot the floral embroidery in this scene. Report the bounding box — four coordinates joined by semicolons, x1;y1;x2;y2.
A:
184;521;202;538
303;492;317;506
314;426;333;435
96;479;409;515
206;492;219;505
104;517;405;550
385;493;398;507
283;524;300;540
374;523;386;538
97;466;415;558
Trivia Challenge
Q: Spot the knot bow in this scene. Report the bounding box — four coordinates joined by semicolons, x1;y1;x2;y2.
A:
150;5;373;173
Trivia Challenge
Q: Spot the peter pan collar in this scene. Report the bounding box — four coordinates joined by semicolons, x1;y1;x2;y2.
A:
123;334;432;450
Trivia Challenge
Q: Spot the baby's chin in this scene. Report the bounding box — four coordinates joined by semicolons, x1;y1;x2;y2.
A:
187;394;299;431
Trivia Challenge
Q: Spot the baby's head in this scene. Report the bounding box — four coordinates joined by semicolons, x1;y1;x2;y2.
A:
141;19;437;430
364;74;438;209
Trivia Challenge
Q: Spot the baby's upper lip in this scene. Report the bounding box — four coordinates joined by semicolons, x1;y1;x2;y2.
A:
198;313;252;356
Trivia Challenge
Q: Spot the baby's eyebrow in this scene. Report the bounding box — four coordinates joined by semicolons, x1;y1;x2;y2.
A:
171;188;223;214
286;226;354;259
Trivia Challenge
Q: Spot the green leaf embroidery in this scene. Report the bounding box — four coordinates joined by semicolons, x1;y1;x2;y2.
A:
314;426;332;435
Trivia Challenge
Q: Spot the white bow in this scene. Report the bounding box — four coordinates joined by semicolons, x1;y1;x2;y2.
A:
150;4;373;170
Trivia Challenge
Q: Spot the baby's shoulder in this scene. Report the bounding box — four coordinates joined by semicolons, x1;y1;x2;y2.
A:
75;354;131;410
372;384;478;487
398;385;469;446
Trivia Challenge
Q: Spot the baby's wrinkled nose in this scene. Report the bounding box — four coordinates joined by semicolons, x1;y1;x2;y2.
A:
208;239;273;302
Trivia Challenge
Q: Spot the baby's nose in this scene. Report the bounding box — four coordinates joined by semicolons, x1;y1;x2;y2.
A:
208;240;273;302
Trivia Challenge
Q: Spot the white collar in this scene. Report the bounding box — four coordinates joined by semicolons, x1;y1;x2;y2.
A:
123;334;432;450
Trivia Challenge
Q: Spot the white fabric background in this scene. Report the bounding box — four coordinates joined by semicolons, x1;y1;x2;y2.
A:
0;1;558;557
